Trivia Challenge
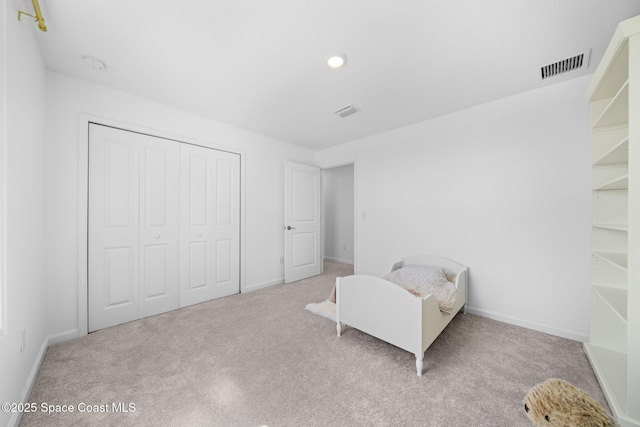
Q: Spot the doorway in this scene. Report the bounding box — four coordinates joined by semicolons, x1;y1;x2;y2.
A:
322;164;355;266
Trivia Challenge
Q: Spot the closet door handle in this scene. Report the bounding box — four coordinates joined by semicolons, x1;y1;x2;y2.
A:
286;225;296;230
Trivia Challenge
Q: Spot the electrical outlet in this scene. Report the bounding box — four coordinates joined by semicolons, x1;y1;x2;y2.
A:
20;329;26;353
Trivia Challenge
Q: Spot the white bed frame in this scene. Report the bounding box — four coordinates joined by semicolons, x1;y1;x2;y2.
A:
335;255;468;377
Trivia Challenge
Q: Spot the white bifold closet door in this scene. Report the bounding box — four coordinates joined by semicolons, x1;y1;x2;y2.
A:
179;143;240;307
88;124;239;332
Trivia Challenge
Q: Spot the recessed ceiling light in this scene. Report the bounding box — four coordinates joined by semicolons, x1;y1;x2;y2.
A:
326;52;347;69
82;55;107;71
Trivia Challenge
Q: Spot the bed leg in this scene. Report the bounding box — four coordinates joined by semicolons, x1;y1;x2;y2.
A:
463;303;468;314
415;354;424;377
337;322;342;337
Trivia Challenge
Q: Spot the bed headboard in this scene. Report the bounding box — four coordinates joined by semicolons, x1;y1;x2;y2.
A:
392;255;466;276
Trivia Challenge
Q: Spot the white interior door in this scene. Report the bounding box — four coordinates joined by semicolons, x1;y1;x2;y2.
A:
284;161;322;283
88;124;180;332
180;143;240;307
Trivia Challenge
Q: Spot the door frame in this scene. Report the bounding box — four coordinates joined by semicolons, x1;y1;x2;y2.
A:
320;161;357;270
77;113;246;336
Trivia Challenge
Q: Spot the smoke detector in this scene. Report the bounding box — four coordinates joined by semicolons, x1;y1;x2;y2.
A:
82;55;107;71
334;105;359;118
539;49;590;80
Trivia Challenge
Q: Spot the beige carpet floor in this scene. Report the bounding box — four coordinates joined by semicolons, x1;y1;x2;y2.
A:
20;261;609;426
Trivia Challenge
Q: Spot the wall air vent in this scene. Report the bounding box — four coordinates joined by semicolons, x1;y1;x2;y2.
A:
540;49;591;80
334;105;360;118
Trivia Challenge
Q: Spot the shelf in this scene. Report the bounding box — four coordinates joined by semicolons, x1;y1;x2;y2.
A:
592;223;628;232
592;190;628;226
584;343;628;415
592;227;627;260
593;286;628;321
592;251;628;272
586;15;640;427
591;253;627;289
592;80;629;129
593;136;629;166
593;173;628;191
590;288;627;354
592;126;628;165
587;41;629;102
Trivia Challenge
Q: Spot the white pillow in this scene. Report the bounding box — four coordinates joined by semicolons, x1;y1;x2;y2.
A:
383;265;457;314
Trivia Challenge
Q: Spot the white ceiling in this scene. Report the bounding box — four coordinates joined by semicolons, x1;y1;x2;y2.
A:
27;0;640;150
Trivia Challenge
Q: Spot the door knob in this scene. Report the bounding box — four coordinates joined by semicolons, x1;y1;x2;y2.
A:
154;234;160;239
286;225;296;230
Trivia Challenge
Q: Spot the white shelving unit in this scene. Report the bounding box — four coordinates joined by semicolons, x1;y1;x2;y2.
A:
585;15;640;427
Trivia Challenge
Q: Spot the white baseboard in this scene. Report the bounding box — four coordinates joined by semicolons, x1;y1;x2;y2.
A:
466;306;588;343
243;278;283;293
9;329;79;427
47;329;80;345
323;256;354;265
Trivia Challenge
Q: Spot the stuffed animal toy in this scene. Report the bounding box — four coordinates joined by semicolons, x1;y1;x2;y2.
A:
523;378;618;427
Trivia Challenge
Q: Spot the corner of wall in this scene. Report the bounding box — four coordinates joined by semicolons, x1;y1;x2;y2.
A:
0;0;8;340
0;1;49;426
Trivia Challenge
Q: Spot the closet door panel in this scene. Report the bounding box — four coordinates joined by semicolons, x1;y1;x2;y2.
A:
104;247;136;306
216;240;232;284
143;244;170;297
188;241;209;290
139;138;180;318
88;126;140;332
213;154;240;292
187;154;209;226
180;145;216;306
180;144;240;307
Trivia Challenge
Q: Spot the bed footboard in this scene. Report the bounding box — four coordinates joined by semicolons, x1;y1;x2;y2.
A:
336;255;467;377
336;275;432;371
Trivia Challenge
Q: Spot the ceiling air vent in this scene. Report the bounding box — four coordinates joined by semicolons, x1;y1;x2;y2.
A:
334;105;359;118
539;49;591;80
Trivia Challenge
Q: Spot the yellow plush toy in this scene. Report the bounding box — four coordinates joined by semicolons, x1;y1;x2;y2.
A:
523;378;618;427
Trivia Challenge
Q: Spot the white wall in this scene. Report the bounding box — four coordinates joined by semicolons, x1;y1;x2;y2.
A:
0;1;47;426
43;71;315;340
322;164;354;264
317;76;592;341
